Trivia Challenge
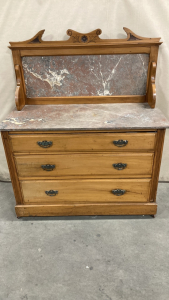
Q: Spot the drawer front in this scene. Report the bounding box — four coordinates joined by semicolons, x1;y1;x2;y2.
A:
21;179;151;204
10;132;156;153
15;153;154;178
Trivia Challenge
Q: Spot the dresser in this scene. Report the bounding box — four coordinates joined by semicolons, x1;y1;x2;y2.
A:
1;28;169;217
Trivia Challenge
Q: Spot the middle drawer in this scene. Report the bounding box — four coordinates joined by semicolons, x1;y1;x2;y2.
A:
15;153;154;178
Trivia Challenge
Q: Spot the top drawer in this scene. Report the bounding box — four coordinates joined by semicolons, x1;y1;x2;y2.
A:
9;132;156;153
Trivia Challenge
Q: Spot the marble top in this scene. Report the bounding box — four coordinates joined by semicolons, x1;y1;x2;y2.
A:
0;103;169;131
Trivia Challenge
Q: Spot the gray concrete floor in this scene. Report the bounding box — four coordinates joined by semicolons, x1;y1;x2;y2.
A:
0;182;169;300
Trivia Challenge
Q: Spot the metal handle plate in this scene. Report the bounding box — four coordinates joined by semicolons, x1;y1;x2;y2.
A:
41;164;55;171
111;189;126;196
45;190;58;196
113;163;127;170
113;140;128;147
37;141;53;148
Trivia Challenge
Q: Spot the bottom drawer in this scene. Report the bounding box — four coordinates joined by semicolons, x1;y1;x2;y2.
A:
20;179;151;204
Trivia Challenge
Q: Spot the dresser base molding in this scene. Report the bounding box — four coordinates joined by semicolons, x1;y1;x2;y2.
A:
15;203;157;217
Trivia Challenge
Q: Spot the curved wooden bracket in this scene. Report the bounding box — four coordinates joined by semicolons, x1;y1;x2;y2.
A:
14;65;25;111
25;30;45;44
146;62;157;108
123;27;160;42
15;85;21;110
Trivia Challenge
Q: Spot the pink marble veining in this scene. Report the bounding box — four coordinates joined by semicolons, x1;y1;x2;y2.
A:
0;104;169;131
22;54;149;97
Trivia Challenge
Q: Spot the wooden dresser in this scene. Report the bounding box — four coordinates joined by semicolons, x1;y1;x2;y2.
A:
1;28;169;217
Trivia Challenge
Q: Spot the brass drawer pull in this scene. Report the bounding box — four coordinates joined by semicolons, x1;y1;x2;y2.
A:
37;141;53;148
113;163;127;170
41;164;55;171
45;190;58;196
112;189;126;196
113;140;128;147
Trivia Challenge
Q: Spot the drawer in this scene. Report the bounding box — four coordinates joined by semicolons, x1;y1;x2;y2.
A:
15;153;154;178
20;179;151;204
10;132;156;153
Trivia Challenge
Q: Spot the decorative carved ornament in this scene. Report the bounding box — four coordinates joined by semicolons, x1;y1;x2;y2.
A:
66;29;102;44
9;27;161;48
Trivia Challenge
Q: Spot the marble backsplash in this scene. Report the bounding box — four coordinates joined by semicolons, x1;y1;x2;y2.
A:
22;54;149;97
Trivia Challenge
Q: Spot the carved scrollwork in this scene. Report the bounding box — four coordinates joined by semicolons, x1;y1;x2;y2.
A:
96;29;102;35
72;35;80;43
88;35;99;43
66;28;102;44
71;34;100;43
67;30;73;37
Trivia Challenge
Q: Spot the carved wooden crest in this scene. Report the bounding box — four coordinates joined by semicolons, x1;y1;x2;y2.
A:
9;27;161;48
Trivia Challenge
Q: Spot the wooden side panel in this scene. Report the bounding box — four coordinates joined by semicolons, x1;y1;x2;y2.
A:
14;153;154;178
1;132;23;205
9;132;156;153
150;129;165;202
20;179;151;204
15;203;157;217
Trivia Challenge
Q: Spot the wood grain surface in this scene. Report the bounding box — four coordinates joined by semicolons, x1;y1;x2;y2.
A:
15;203;157;217
10;132;156;153
14;153;154;178
20;179;151;204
